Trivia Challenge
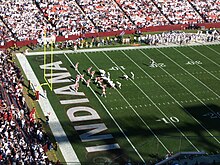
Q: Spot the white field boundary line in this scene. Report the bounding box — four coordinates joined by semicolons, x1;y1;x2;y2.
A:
129;49;220;145
173;47;220;81
189;46;220;67
204;44;220;56
156;49;220;119
83;52;170;155
16;53;80;165
63;53;145;163
26;42;220;56
103;51;199;152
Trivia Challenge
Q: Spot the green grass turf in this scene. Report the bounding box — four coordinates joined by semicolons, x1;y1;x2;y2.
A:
26;44;220;164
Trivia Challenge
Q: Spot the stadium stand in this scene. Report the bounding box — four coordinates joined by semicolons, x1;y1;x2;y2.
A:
0;50;53;164
0;0;48;41
0;0;220;164
0;22;10;46
0;0;220;45
116;0;170;28
36;0;96;36
78;0;136;32
189;0;220;23
153;0;204;24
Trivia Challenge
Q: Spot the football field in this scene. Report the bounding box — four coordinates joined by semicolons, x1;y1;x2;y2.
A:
26;44;220;164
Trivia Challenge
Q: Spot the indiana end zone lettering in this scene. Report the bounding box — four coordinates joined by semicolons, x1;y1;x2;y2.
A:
40;61;120;152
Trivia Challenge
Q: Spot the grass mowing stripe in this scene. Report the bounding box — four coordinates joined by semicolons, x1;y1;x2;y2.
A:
156;49;220;118
64;53;145;163
125;49;220;146
83;52;171;154
173;47;220;81
155;48;220;98
204;45;220;56
105;51;200;150
118;50;199;151
189;46;220;67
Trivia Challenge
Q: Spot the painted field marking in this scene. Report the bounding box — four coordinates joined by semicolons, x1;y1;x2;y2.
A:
157;117;179;124
111;51;199;151
137;49;220;145
157;49;220;119
173;47;220;81
189;46;220;67
100;51;171;153
64;53;145;163
203;45;220;55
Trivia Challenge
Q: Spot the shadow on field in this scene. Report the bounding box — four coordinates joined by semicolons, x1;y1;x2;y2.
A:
45;104;220;164
181;104;220;151
183;104;220;133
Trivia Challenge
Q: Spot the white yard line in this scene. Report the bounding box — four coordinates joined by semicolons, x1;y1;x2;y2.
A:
137;49;220;144
83;52;170;157
16;53;80;165
204;45;220;56
118;51;199;151
173;47;220;81
156;49;220;117
63;53;146;163
189;46;220;67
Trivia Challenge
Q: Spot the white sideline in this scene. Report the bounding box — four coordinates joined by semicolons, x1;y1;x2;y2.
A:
26;41;220;56
16;53;80;165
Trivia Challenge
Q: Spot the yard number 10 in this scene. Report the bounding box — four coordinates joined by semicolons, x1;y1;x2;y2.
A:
156;117;179;124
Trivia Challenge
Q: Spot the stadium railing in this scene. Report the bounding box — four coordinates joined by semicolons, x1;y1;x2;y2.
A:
155;151;206;165
1;22;220;50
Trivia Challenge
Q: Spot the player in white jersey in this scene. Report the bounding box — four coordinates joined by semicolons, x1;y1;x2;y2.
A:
123;74;129;80
116;81;121;89
101;86;106;97
149;59;157;68
86;79;91;87
130;72;134;79
90;70;96;79
75;62;79;71
87;66;92;75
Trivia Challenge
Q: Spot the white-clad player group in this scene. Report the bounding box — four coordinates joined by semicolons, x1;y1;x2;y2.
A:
71;60;160;97
71;62;133;98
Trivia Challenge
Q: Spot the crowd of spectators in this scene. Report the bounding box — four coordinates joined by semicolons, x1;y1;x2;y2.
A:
0;50;53;164
154;0;204;24
117;0;169;28
78;0;136;32
38;0;96;36
0;1;219;164
189;0;220;23
0;0;49;41
0;22;11;46
0;0;220;45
